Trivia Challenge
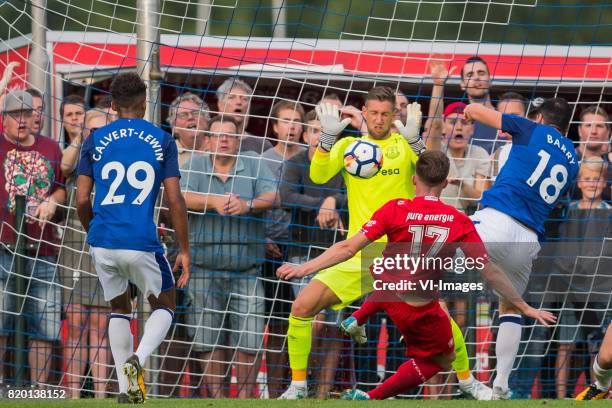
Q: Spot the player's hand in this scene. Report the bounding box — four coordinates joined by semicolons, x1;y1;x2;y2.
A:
429;59;456;86
276;263;308;280
223;194;248;215
524;306;556;327
393;102;425;155
174;251;190;288
316;103;351;152
34;197;57;228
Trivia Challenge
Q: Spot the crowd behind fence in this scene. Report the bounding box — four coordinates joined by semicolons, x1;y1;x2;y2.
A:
0;56;610;399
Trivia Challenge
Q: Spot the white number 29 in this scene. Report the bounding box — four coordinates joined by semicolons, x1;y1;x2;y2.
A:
100;161;155;206
525;149;568;204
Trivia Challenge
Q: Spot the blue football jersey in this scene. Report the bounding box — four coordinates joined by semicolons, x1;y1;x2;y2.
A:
481;114;579;237
77;118;180;252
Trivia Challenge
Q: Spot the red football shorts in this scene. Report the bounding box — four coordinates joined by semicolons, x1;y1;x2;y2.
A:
383;300;454;359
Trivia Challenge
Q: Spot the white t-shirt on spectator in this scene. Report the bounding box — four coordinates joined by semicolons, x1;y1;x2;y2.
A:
441;145;491;212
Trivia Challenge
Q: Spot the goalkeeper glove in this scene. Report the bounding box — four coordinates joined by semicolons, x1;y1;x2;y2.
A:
315;102;352;152
394;102;426;156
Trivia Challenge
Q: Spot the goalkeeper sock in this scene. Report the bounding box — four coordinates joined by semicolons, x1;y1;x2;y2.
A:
594;354;612;391
368;357;442;400
135;308;174;366
493;314;522;391
287;314;313;384
108;313;133;393
450;318;471;379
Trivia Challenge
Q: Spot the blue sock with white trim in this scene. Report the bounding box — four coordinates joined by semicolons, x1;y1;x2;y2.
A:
135;308;174;366
493;314;522;391
109;313;133;393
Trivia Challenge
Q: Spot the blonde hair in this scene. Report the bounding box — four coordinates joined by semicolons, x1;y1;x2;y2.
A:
579;156;607;175
84;109;114;138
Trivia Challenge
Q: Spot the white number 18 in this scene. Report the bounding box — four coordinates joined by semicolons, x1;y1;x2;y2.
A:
525;149;568;204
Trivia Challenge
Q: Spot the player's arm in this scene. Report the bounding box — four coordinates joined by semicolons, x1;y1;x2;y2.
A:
480;262;555;327
464;103;502;130
163;176;190;288
75;175;94;232
461;229;556;327
276;232;371;280
309;140;346;184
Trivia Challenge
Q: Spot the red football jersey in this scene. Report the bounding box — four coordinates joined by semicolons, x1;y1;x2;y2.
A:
360;195;489;298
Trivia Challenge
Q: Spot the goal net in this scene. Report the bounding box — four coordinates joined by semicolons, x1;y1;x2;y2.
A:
0;0;610;400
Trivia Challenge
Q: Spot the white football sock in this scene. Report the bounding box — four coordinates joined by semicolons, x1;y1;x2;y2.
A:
108;314;133;393
593;354;612;391
135;308;173;366
493;314;522;391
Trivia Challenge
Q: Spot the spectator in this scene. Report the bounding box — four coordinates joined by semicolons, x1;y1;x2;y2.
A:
574;105;611;201
260;100;306;397
553;157;611;398
158;91;211;397
436;102;491;213
216;77;272;154
60;95;86;148
25;88;44;136
460;56;499;154
93;94;117;119
279;108;347;398
167;92;210;166
181;115;276;398
0;90;66;387
490;92;529;180
58;109;114;398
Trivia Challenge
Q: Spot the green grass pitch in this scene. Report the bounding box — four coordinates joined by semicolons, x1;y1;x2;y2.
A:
1;399;609;407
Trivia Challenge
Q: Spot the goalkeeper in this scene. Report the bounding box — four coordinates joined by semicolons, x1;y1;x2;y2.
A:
278;86;489;400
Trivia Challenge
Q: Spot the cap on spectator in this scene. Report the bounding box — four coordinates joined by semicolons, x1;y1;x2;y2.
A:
444;101;467;118
2;90;33;113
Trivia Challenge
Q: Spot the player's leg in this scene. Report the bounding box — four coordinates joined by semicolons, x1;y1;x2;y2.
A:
492;298;522;398
344;302;455;400
439;300;492;400
90;247;134;401
108;289;134;400
280;279;341;399
576;322;612;400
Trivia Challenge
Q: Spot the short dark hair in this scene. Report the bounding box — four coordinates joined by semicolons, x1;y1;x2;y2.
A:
60;94;86;117
271;100;305;125
110;73;147;109
208;115;239;133
461;55;489;79
416;150;450;187
538;97;571;133
498;92;527;115
95;94;113;109
580;105;610;129
365;86;395;106
305;109;318;122
25;88;43;99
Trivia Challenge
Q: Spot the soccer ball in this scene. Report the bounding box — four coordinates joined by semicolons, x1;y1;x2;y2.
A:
343;140;383;179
